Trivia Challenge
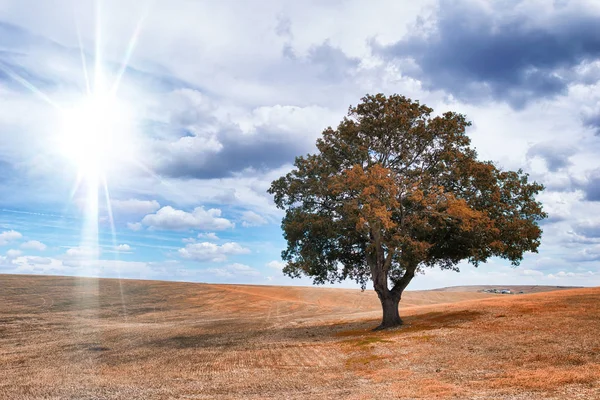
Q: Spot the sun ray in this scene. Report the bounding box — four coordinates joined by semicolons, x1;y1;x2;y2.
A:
61;170;85;217
52;4;153;330
0;62;61;110
101;175;129;321
73;5;92;96
81;172;100;273
111;10;148;96
130;159;169;185
93;0;103;92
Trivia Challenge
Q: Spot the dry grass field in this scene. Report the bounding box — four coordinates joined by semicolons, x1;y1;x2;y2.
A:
1;274;599;399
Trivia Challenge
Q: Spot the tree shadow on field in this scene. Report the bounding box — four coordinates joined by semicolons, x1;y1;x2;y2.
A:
299;309;485;339
146;309;485;351
394;309;484;333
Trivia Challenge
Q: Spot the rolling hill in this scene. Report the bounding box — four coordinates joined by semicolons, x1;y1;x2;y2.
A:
1;274;598;399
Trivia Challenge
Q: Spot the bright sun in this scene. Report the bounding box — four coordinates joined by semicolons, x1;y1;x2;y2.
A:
60;89;134;178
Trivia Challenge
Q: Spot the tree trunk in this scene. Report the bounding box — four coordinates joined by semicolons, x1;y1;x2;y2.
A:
374;291;402;330
367;235;415;330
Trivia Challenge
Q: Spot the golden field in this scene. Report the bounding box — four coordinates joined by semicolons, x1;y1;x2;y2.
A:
1;274;598;399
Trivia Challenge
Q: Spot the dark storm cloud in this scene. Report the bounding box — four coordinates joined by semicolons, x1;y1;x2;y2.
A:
151;42;358;180
375;0;600;108
149;86;329;179
526;142;576;172
154;125;311;179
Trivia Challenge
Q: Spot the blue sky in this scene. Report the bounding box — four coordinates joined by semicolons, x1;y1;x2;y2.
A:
1;0;600;290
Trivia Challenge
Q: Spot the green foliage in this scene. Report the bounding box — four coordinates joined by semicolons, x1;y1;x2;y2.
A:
269;94;547;294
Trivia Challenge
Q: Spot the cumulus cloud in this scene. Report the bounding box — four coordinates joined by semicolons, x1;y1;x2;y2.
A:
198;232;219;240
241;210;268;227
182;232;219;244
376;0;600;108
0;230;22;246
150;94;337;179
64;246;97;258
548;270;596;278
6;255;63;274
141;206;234;231
115;244;132;252
207;263;261;278
61;246;99;267
178;242;250;262
2;254;173;279
6;249;22;258
266;260;286;270
20;240;47;251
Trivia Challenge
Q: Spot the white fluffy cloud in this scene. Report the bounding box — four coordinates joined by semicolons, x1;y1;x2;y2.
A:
178;242;250;262
207;263;261;278
548;270;596;279
6;256;63;274
141;206;234;231
266;260;286;270
241;210;268;227
6;249;22;258
64;246;97;257
115;244;132;252
20;240;47;251
1;254;174;280
0;230;22;246
61;246;99;267
198;232;219;240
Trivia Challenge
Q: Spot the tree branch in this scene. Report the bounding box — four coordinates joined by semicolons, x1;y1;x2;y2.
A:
390;263;417;296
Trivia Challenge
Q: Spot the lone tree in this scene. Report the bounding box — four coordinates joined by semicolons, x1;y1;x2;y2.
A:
269;94;547;330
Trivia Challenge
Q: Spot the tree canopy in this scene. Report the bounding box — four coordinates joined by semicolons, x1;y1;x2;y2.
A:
268;94;547;329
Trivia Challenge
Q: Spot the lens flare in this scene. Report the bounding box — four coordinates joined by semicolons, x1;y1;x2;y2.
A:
60;87;134;179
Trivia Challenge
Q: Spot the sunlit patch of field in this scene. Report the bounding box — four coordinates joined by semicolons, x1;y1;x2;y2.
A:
1;275;598;399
